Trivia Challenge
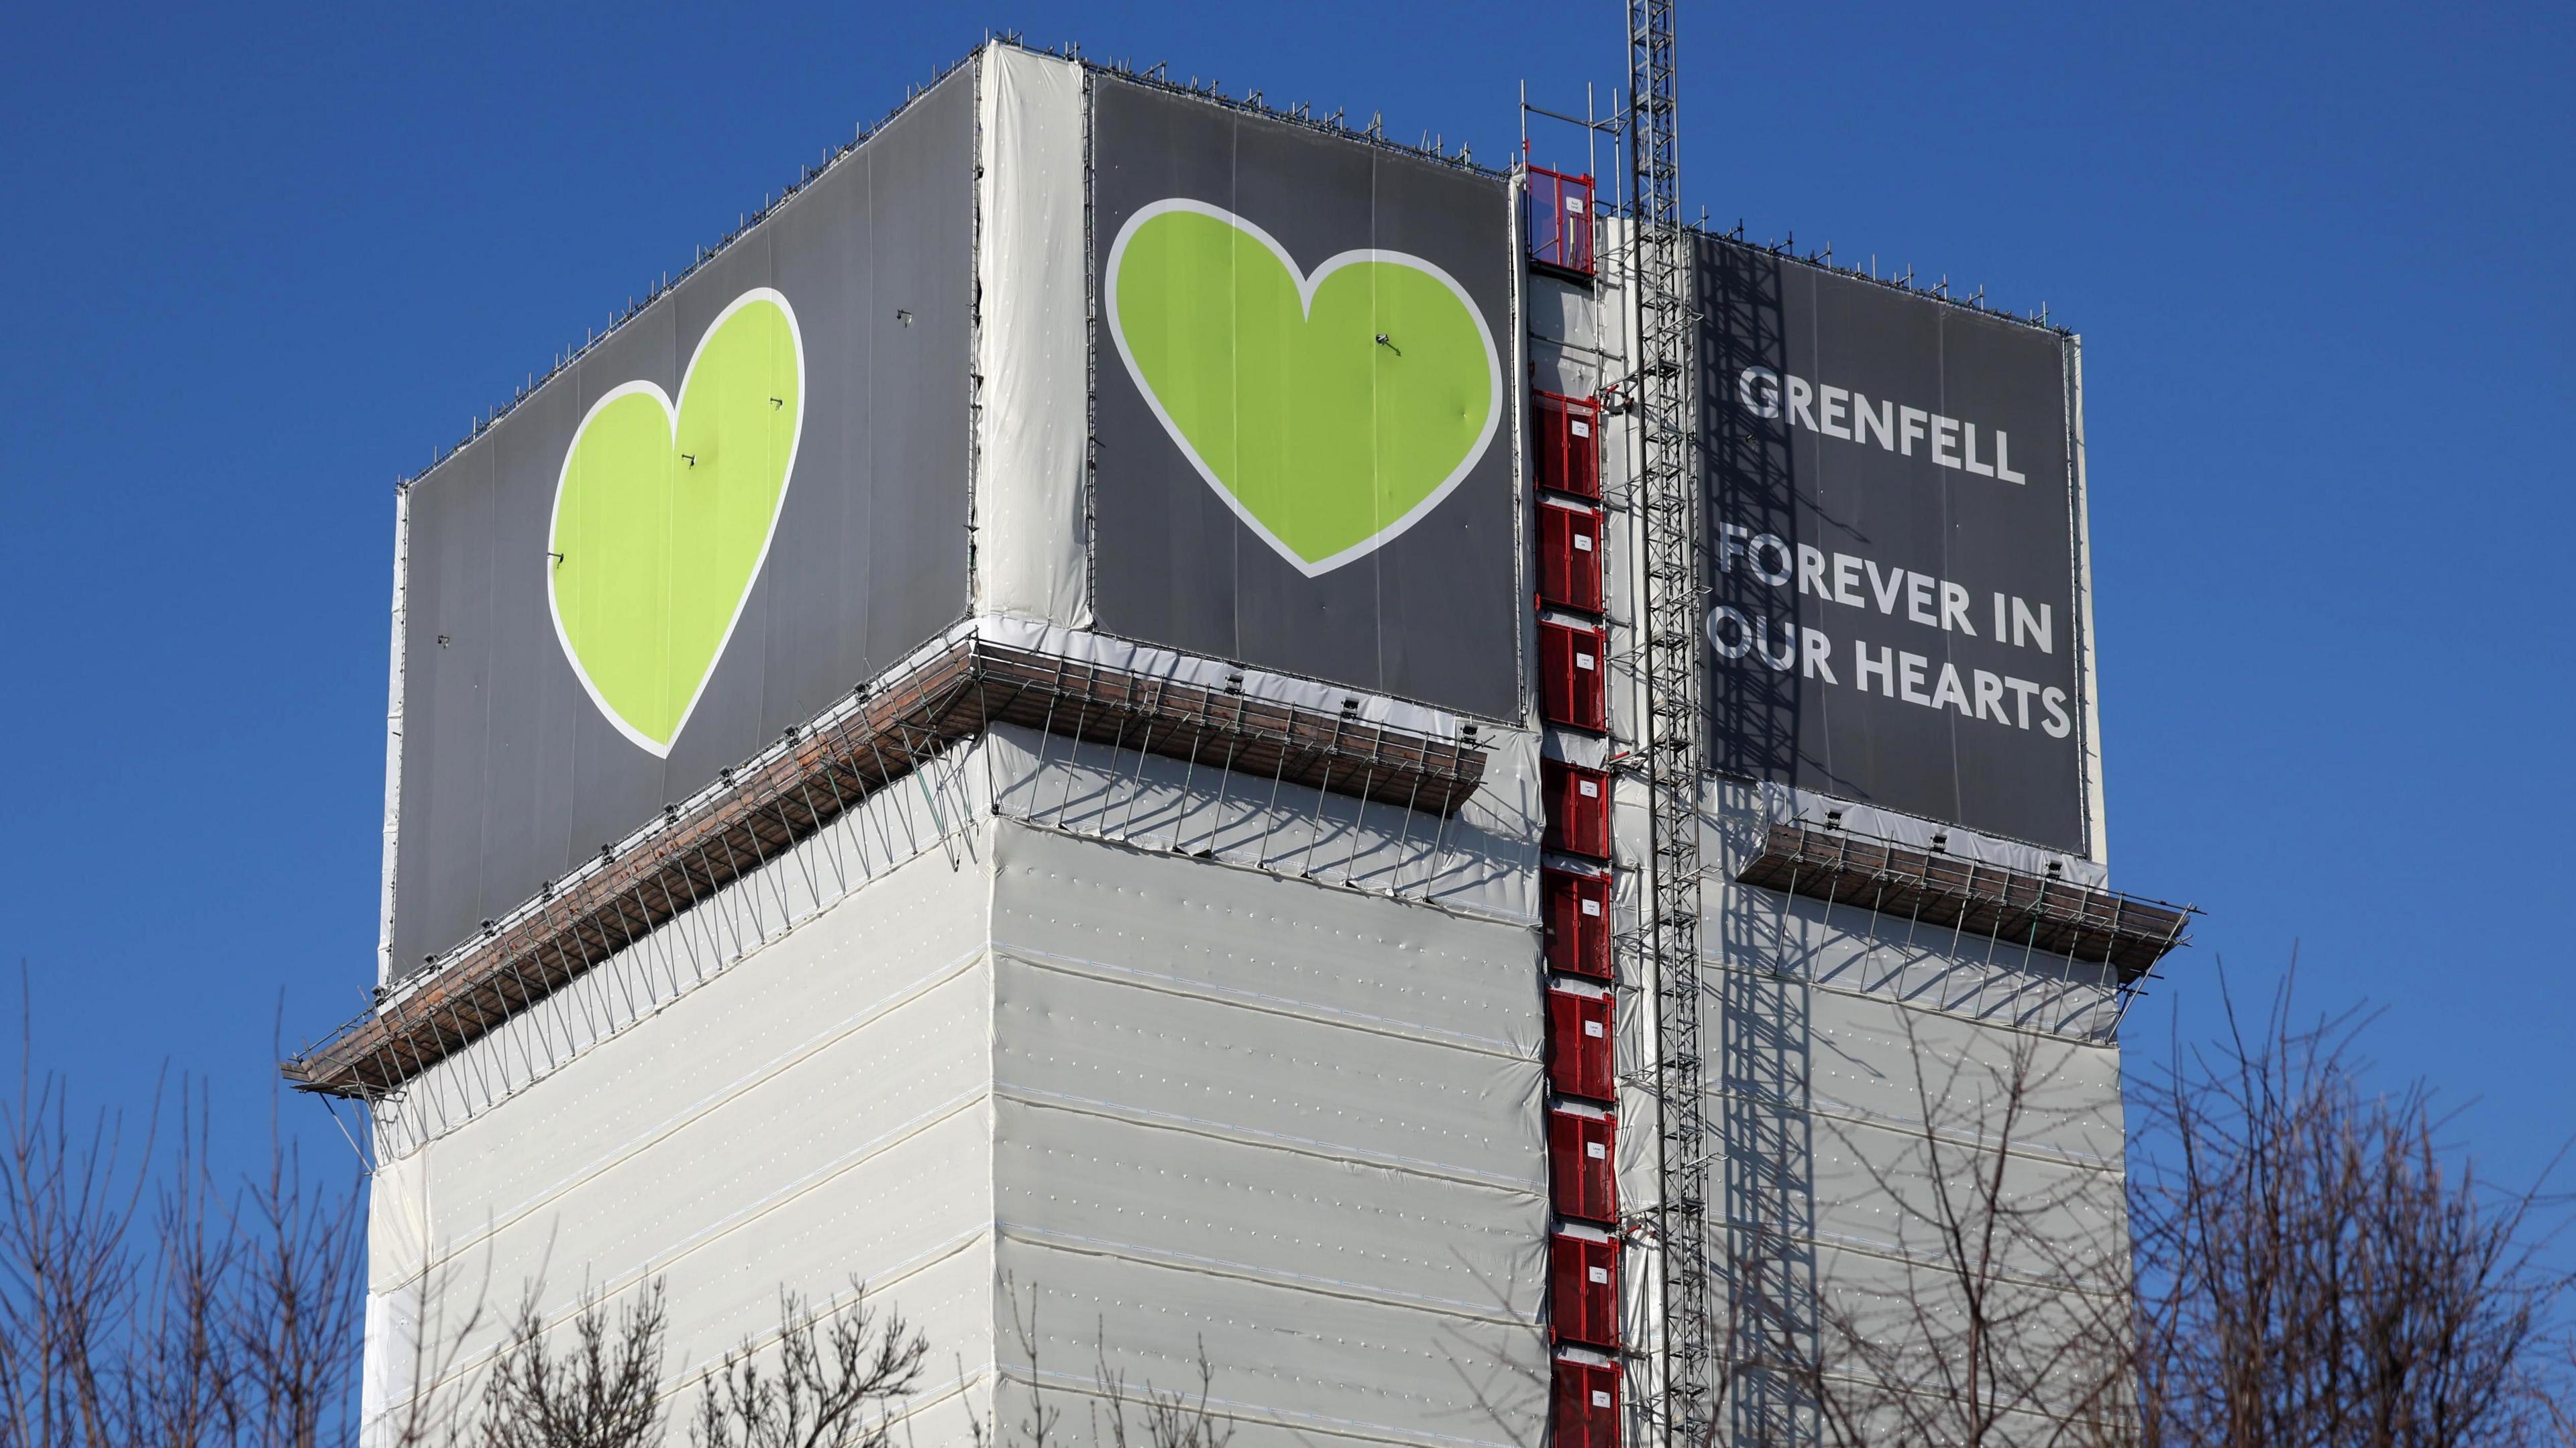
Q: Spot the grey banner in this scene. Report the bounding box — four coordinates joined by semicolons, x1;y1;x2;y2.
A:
1699;239;2089;853
389;70;973;977
1088;79;1521;722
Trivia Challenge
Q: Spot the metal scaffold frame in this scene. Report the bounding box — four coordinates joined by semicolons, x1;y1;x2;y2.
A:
283;637;1491;1103
1623;2;1715;1445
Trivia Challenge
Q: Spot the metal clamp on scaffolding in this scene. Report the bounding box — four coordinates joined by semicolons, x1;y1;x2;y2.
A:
283;636;1492;1102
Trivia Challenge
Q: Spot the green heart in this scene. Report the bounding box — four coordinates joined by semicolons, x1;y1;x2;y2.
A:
1106;201;1501;575
547;289;804;755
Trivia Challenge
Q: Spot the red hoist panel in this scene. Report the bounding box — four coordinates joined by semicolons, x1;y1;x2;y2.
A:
1533;392;1602;501
1548;1108;1618;1223
1547;988;1615;1102
1552;1358;1621;1448
1525;164;1597;276
1536;502;1604;614
1538;622;1607;732
1542;868;1613;981
1541;761;1612;860
1550;1234;1622;1349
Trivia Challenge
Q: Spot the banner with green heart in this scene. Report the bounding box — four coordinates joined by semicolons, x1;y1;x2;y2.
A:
546;288;804;756
1104;200;1502;576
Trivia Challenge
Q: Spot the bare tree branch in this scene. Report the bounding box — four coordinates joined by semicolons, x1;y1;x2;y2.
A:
476;1283;668;1448
2131;967;2574;1448
692;1280;924;1448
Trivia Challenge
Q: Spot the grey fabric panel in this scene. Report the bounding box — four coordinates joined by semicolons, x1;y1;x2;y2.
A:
388;69;973;976
994;1239;1548;1448
978;721;1540;926
987;822;1546;1446
1796;997;2125;1168
369;843;998;1439
1089;79;1521;721
991;955;1538;1189
988;821;1545;1070
994;1100;1542;1323
1799;1117;2125;1282
1699;237;2087;852
1715;1237;2126;1435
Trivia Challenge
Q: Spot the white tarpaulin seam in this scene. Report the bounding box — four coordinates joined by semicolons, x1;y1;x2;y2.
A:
990;941;1528;1060
998;1366;1529;1448
651;1254;996;1401
406;1225;989;1409
1783;1233;2130;1302
398;1085;987;1300
994;1221;1533;1326
1700;1082;2123;1175
1703;916;2123;1007
988;808;1536;932
994;1085;1540;1196
780;1371;992;1443
386;949;989;1275
1691;946;2119;1040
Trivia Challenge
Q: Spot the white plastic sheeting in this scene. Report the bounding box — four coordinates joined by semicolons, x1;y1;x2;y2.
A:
989;822;1550;1447
370;662;1538;1157
984;721;1538;925
370;740;994;1155
364;728;1556;1448
363;842;999;1445
975;48;1092;625
1614;915;2130;1439
1700;781;2126;1041
366;814;1553;1448
2068;339;2110;865
1527;273;1609;408
1801;1116;2125;1284
377;485;410;985
1797;1000;2125;1168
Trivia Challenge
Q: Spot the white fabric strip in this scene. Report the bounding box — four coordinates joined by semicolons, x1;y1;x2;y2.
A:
974;46;1091;624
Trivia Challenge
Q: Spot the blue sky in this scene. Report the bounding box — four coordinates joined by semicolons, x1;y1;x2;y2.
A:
1;1;2569;1196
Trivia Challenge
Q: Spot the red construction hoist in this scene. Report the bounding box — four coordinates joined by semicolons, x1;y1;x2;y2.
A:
1527;147;1623;1448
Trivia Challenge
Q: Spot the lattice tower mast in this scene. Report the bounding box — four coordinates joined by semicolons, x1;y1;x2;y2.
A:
1626;1;1713;1445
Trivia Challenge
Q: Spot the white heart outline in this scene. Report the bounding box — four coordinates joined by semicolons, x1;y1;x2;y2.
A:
545;286;806;759
1102;199;1504;577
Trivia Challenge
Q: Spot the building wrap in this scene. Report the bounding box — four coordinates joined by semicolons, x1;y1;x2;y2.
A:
305;40;2182;1448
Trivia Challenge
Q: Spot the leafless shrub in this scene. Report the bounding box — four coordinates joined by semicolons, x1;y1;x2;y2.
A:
971;1282;1057;1448
2129;974;2574;1448
691;1281;925;1448
475;1283;668;1448
1740;1007;2132;1448
217;1104;368;1448
0;1058;362;1448
973;1280;1233;1448
1744;970;2574;1448
376;1260;492;1448
1093;1335;1232;1448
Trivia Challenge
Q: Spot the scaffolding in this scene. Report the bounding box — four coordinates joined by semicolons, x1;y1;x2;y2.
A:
1622;3;1718;1445
1695;202;1817;1448
1734;822;2193;989
284;637;1491;1103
